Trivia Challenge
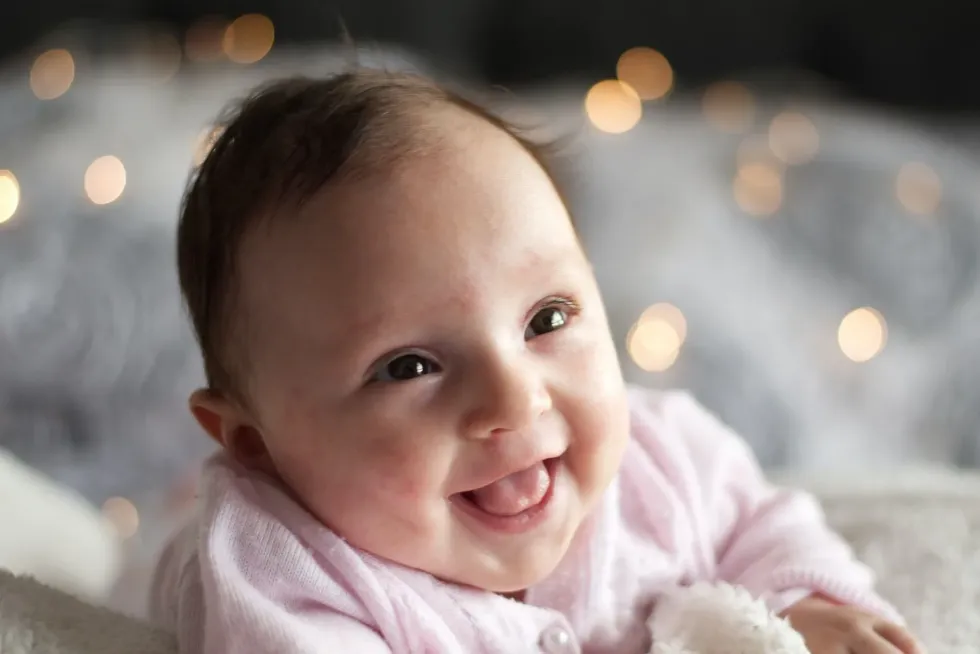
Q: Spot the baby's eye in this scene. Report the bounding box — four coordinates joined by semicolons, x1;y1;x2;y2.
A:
372;353;442;383
525;306;570;340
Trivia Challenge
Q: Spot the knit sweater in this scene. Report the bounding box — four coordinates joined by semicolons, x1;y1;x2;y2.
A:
149;387;899;653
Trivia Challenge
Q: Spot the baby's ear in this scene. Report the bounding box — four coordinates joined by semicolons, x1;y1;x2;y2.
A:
189;389;274;473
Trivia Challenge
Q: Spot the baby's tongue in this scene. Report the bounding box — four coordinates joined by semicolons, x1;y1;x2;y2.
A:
467;462;550;516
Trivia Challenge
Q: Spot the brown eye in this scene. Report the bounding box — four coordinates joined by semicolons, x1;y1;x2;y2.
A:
525;306;569;340
373;353;441;382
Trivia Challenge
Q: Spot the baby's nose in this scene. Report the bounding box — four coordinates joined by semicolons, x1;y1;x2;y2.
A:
461;356;552;438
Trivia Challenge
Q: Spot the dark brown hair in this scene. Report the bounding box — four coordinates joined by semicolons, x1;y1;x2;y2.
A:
177;68;563;402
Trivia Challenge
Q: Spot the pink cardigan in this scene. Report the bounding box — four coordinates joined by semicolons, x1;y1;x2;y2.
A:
149;387;899;653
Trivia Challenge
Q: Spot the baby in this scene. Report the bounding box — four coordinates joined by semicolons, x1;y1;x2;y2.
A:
150;69;922;654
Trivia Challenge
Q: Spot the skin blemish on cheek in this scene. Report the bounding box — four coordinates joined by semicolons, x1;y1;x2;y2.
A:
395;475;427;502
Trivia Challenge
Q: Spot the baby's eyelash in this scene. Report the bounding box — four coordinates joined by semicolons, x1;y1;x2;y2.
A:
536;295;582;314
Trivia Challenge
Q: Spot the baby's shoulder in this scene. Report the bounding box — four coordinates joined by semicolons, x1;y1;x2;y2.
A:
195;454;348;578
149;457;393;648
172;456;357;588
622;385;757;490
154;454;378;615
625;385;732;457
625;385;725;429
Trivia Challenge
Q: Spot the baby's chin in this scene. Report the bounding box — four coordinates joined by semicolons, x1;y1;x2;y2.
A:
439;551;569;596
435;524;582;595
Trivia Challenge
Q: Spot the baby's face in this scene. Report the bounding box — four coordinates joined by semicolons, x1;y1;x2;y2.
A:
235;110;630;593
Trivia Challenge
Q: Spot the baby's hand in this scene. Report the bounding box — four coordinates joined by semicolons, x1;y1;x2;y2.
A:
782;596;923;654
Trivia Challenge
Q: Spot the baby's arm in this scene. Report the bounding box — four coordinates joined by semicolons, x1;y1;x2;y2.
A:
632;390;923;652
631;390;899;620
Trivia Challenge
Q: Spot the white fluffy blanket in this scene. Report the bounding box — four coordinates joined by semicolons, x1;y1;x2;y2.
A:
809;469;980;650
0;570;174;654
0;450;119;601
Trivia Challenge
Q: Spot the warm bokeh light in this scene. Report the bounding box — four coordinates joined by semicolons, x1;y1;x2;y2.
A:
628;319;682;372
768;111;819;164
30;49;75;100
222;14;275;64
185;16;228;61
616;47;673;101
639;302;688;342
702;81;755;133
585;80;643;134
733;162;783;216
193;126;224;166
84;156;127;205
0;170;20;225
838;307;887;362
895;162;942;215
627;303;687;372
102;497;139;539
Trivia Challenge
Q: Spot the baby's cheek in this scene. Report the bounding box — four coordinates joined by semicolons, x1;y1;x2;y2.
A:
377;467;428;503
370;444;446;505
562;374;630;486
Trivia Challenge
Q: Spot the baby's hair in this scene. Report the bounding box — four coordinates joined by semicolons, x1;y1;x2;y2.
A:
177;68;566;403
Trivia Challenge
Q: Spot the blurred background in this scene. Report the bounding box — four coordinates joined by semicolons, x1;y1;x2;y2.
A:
2;0;980;616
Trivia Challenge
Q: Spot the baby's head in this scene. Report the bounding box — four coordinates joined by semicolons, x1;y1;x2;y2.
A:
178;70;630;593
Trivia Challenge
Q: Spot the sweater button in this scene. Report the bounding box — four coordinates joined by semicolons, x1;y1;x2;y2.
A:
539;624;578;653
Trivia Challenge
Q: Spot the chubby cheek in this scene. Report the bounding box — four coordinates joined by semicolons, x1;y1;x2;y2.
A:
556;329;630;495
359;442;442;506
565;390;629;483
290;421;455;532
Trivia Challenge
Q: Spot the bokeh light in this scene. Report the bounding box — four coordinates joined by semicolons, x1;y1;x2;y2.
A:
616;47;673;101
702;81;755;133
185;16;228;62
30;49;75;100
768;111;820;164
640;302;688;341
895;162;942;215
0;170;20;225
838;307;887;362
102;497;139;539
84;156;127;205
627;303;687;372
585;80;643;134
222;14;275;64
193;126;224;166
733;162;783;217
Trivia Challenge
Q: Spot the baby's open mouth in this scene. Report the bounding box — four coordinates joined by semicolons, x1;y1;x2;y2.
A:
456;457;560;519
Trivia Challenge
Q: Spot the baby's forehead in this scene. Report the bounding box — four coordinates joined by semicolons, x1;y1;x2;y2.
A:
241;140;572;297
257;109;552;230
235;97;573;309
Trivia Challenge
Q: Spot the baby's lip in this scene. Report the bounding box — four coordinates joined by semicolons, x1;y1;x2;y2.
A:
454;447;567;496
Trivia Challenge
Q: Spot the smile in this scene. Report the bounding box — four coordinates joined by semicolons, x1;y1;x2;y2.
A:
451;457;561;534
